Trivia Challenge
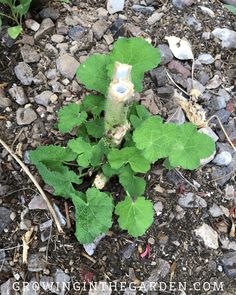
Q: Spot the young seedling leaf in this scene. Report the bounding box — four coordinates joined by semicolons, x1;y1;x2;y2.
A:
76;54;110;95
81;94;105;117
167;123;215;170
119;166;146;196
133;117;215;170
58;103;87;133
224;4;236;15
108;38;160;92
133;116;177;162
30;161;81;198
115;195;154;237
7;26;22;39
129;104;151;128
108;146;150;173
85;118;104;139
102;163;119;178
73;188;113;244
68;137;93;168
29;145;77;163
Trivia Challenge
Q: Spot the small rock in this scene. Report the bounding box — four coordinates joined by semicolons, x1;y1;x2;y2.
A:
199;6;215;17
198;53;214;64
1;278;15;295
45;43;58;57
14;62;33;85
89;282;111;295
92;20;109;40
158;44;173;65
107;0;125;14
168;107;185;124
132;5;155;14
178;192;207;208
0;207;11;234
154;201;163;216
213;109;231;124
194;223;219;249
157;86;175;99
39;8;59;21
168;60;191;78
8;84;28;105
34;18;55;41
206;74;222;89
197;70;210;85
28;194;48;210
147;12;163;25
110;18;125;38
25;19;40;31
213;151;232;166
185;16;202;31
51;34;64;43
0;89;12;108
20;45;40;63
143;259;170;291
23;279;39;295
54;269;70;295
141;89;159;114
209;203;224;217
84;233;106;256
56;54;79;79
218;88;231;102
122;242;136;259
212;28;236;48
172;0;194;9
28;253;45;272
103;34;114;45
150;66;167;87
16;107;37;125
0;184;9;196
199;127;219;142
220;238;236;251
68;26;86;41
220;251;236;277
187;79;205;94
212;96;226;110
35;90;54;107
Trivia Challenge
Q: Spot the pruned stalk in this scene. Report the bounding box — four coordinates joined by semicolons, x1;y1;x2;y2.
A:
105;62;134;145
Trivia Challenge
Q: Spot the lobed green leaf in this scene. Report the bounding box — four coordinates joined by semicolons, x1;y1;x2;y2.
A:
115;195;154;237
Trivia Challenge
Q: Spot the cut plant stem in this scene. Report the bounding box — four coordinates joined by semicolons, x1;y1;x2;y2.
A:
105;62;134;145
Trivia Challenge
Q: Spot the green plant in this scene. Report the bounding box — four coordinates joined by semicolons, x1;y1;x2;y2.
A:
0;0;32;39
30;37;215;244
224;4;236;15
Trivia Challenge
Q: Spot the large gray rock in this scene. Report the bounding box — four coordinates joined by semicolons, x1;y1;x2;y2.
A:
172;0;194;9
20;45;40;63
8;84;28;105
92;19;109;40
195;223;219;249
16;107;37;125
56;54;79;79
220;251;236;277
14;62;33;85
107;0;125;14
212;28;236;48
34;18;55;41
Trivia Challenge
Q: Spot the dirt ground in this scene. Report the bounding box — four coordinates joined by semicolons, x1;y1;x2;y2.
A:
0;0;236;294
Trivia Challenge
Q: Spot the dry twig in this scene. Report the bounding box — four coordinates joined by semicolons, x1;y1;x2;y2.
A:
0;138;64;234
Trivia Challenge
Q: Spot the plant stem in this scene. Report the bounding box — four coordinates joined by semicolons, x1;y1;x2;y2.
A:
105;62;134;145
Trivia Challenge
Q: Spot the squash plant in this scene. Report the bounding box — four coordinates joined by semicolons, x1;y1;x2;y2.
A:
30;38;215;244
0;0;32;39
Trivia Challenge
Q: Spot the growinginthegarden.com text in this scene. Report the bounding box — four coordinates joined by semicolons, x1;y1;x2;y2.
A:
12;281;225;293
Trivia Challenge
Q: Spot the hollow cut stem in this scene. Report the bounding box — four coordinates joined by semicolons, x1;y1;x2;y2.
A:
105;62;134;145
